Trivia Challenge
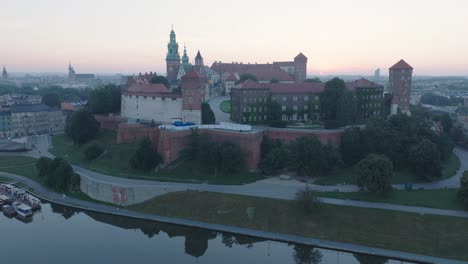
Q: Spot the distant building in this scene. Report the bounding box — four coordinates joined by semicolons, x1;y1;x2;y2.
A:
230;78;383;123
10;104;65;137
389;59;413;115
2;67;8;80
374;68;380;81
0;111;12;138
68;63;95;81
61;101;87;113
464;97;468;107
458;107;468;134
211;52;307;84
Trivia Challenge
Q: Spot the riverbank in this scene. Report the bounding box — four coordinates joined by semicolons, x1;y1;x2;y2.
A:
0;171;466;264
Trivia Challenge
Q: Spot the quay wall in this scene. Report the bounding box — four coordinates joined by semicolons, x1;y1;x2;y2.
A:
79;174;187;206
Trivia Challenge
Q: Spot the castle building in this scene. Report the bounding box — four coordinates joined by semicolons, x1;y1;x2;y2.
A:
389;59;413;115
121;70;205;124
2;67;8;80
231;78;383;123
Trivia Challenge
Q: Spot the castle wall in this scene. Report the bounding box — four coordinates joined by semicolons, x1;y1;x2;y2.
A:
121;94;183;124
94;115;125;131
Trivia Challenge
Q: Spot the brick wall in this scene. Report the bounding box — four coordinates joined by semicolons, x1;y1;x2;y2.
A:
116;123;151;144
266;128;342;146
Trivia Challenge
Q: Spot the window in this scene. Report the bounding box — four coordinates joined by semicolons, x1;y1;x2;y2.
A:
304;105;308;110
189;97;193;103
282;97;286;102
293;106;298;111
315;105;319;110
314;96;319;101
282;106;286;111
304;96;309;101
293;96;298;101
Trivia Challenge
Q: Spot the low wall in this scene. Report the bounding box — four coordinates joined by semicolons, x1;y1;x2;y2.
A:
79;174;187;206
116;123;153;144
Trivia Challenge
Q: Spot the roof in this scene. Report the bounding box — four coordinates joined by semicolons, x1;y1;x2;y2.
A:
294;52;307;60
346;78;384;91
124;75;175;96
245;68;294;82
239;79;267;89
203;66;219;76
11;104;51;113
182;69;203;80
225;73;238;82
195;50;203;60
271;82;324;93
390;59;413;70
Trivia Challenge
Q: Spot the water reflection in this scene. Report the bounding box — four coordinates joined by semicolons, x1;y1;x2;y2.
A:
1;202;416;264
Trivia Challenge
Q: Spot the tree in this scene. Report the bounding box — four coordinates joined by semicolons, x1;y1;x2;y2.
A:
458;171;468;209
88;84;121;114
408;139;442;181
304;78;322;83
36;157;53;177
237;73;257;84
39;158;79;192
41;93;61;107
340;127;366;166
130;138;161;171
66;109;100;146
266;100;282;121
435;133;454;161
357;154;393;193
201;102;216;124
293;245;322;264
218;142;245;174
259;145;288;175
288;136;340;176
336;89;357;125
150;75;170;88
321;77;347;121
84;142;104;161
270;78;279;83
295;186;322;214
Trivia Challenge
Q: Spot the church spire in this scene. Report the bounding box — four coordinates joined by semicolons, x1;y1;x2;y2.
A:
182;45;189;65
2;66;8;80
166;27;180;61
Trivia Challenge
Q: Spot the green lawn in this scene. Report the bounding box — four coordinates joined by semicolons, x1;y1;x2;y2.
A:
128;190;468;261
0;156;41;182
220;100;231;113
314;153;461;185
317;189;464;211
50;133;263;185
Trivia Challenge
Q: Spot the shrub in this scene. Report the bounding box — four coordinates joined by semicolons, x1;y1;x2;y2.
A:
357;154;393;193
84;143;104;161
295;186;321;214
130;138;162;171
267;120;287;128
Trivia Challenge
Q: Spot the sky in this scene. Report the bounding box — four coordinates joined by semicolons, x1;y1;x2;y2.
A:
1;0;467;76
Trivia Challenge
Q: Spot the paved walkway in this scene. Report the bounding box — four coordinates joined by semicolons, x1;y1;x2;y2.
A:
208;95;231;123
0;171;465;264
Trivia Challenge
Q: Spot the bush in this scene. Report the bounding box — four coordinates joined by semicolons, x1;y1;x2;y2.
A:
84;143;104;161
323;119;342;129
459;171;468;209
357;154;393;193
267;120;287;128
130;138;162;171
295;186;321;214
36;158;79;192
36;157;53;178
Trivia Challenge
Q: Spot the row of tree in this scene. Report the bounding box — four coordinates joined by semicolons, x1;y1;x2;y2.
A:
259;135;340;177
36;157;80;192
420;93;465;106
340;114;454;181
181;129;245;176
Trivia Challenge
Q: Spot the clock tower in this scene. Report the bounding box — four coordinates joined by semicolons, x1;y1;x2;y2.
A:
166;28;181;84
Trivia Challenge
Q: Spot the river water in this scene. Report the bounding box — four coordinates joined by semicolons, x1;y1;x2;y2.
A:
0;202;417;264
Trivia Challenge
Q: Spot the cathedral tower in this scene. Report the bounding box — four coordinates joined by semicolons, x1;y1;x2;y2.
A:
294;53;307;83
194;50;205;76
181;69;205;124
182;45;190;66
2;67;8;80
166;28;181;84
68;63;76;81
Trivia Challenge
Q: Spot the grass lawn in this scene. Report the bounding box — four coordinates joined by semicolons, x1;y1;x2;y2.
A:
50;132;263;185
0;155;41;182
128;190;468;261
220;100;231;113
317;189;464;211
314;153;461;185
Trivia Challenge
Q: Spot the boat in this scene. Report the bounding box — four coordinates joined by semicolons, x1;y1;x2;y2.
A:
0;195;12;206
12;202;33;219
2;205;16;217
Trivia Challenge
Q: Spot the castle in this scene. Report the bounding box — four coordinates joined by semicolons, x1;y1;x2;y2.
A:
121;28;309;124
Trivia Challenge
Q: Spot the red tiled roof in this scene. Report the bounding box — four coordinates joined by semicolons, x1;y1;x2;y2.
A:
225;73;238;82
123;76;175;96
294;52;307;60
245;68;294;82
182;69;203;79
346;78;383;91
390;59;413;70
239;79;267;89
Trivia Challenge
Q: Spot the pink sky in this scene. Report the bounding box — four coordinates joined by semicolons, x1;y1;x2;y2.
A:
1;0;467;76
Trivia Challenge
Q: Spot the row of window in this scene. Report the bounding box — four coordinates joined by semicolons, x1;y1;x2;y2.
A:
360;94;382;100
277;95;319;102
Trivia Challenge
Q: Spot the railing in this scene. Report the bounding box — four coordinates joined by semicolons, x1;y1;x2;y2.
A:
159;122;252;132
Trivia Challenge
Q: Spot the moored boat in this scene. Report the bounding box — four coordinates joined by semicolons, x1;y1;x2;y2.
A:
12;202;33;219
2;205;16;217
0;195;12;206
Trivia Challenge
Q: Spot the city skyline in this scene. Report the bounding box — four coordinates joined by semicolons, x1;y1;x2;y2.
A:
1;0;468;76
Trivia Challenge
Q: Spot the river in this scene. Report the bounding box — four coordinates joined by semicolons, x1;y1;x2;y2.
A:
0;201;417;264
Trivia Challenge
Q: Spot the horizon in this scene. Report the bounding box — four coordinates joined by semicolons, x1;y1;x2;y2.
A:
1;0;468;76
